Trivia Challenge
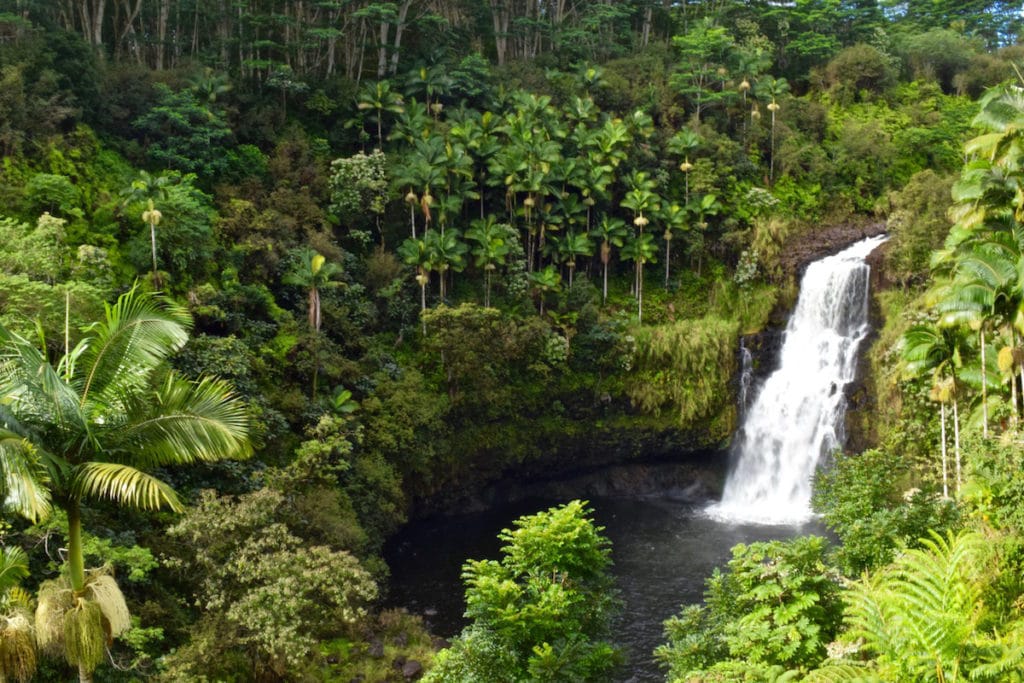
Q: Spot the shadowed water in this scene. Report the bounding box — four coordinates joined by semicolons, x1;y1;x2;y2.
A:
385;494;821;681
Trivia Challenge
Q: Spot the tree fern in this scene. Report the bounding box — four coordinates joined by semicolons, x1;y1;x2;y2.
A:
839;530;1024;682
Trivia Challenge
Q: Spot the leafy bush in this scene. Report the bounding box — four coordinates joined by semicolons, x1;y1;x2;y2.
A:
657;536;844;678
425;500;619;682
813;448;960;575
163;488;378;679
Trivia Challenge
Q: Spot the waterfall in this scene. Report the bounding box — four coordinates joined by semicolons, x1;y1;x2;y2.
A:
710;235;887;524
738;339;754;415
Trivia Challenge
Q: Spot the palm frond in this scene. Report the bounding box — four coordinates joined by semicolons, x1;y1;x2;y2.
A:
77;286;190;406
0;326;86;438
111;374;250;469
0;546;29;597
0;430;52;523
84;573;130;638
70;461;182;512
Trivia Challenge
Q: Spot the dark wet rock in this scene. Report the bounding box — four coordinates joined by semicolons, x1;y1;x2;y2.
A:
431;636;451;651
392;632;409;647
368;640;384;658
402;660;423;679
778;221;887;278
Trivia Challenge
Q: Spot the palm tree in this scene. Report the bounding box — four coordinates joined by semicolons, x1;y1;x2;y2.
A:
557;231;594;288
397;236;432;333
659;203;688;288
424;228;468;301
621;173;661;302
590;216;627;305
0;545;36;683
757;76;789;185
404;64;452;114
356;80;405;149
528;265;561;315
667;129;701;203
902;323;969;496
621;232;658;324
0;287;250;682
123;171;174;289
466;217;512;307
934;240;1021;438
283;248;344;400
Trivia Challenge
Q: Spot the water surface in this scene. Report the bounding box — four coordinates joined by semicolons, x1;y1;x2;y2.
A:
385;493;821;681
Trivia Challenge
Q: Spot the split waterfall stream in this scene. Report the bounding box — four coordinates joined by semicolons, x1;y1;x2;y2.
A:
710;234;887;524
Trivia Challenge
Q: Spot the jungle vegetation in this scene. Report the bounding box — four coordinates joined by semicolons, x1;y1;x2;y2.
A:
0;0;1023;680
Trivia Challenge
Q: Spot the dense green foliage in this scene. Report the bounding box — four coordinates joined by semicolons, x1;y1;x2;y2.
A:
0;0;1022;679
657;536;843;680
659;50;1024;683
426;501;618;682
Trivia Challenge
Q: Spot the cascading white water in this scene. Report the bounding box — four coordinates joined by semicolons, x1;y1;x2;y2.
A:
710;235;887;524
737;339;754;415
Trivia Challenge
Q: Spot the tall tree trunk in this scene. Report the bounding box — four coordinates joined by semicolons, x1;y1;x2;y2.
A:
90;0;107;49
388;0;412;75
484;270;491;308
155;0;169;70
78;664;93;683
377;19;389;78
638;261;644;323
1013;362;1019;430
419;279;426;334
953;395;961;495
940;401;948;499
598;241;606;303
664;238;671;288
490;0;509;66
149;218;161;290
67;502;86;593
640;5;652;47
980;327;988;438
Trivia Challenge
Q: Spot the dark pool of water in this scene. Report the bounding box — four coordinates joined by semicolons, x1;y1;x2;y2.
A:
384;493;824;682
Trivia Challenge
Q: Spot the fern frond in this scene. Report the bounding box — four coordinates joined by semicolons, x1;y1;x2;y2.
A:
802;663;882;682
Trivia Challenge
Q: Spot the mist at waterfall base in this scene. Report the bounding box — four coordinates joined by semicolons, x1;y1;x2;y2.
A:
385;237;883;680
710;234;887;524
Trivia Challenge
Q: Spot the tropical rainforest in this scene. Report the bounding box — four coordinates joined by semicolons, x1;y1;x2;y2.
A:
1;0;1024;681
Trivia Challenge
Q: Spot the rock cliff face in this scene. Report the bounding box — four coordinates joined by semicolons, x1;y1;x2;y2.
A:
778;221;887;278
412;221;893;519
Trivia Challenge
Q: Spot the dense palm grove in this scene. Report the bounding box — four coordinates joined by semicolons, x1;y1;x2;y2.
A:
2;0;1024;680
